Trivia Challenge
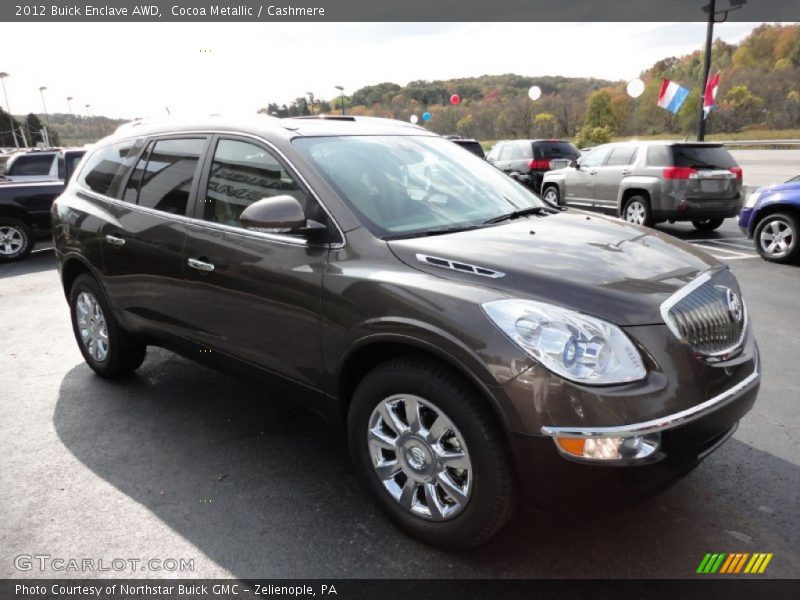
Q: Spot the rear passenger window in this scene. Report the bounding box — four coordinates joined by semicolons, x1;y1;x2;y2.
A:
606;146;638;166
201;138;311;227
79;140;142;197
646;146;671;167
7;154;54;176
134;138;206;216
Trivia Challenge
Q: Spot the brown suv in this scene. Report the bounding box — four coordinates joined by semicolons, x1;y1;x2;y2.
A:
52;116;760;548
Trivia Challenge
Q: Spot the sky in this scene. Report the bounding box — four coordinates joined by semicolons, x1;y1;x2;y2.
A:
0;21;776;120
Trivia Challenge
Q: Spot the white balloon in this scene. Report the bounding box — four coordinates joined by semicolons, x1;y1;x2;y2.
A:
528;86;542;101
409;115;419;124
627;78;645;99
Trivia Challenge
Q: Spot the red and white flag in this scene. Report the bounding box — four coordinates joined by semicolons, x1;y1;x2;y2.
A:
703;73;720;119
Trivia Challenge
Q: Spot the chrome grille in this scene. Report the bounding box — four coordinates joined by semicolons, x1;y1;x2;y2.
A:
662;270;746;357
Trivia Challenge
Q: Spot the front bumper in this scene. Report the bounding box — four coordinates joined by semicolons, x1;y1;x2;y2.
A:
499;339;760;511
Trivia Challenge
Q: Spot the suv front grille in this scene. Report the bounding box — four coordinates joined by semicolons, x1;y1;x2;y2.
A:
662;270;746;359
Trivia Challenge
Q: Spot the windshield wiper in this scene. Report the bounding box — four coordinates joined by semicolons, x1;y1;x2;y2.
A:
385;224;482;240
483;206;552;225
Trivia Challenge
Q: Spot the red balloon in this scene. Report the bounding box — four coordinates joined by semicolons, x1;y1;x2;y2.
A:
450;94;461;105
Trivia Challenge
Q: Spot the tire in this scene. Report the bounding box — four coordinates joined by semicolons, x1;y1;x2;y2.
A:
347;357;516;548
69;274;147;377
0;217;34;262
542;185;561;206
622;195;653;227
692;218;724;231
753;212;799;264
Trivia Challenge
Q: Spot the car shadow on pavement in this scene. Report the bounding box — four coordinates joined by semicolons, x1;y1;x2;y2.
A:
53;349;800;578
0;251;56;280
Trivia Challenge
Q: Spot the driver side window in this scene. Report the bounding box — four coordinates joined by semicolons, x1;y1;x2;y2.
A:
201;138;314;228
580;146;610;168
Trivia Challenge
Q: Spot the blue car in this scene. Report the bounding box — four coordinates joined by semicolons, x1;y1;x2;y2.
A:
739;175;800;263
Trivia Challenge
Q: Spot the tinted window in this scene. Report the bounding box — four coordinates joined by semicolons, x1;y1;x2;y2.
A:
79;140;141;196
452;140;485;159
605;146;638;166
534;141;580;161
136;138;205;215
671;145;737;169
580;146;610;168
7;154;54;176
202;138;309;227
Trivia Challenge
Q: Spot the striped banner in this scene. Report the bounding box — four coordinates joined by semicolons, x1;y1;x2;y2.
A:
697;553;773;574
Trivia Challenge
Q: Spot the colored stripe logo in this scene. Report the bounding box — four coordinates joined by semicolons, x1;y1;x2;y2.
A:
697;553;773;574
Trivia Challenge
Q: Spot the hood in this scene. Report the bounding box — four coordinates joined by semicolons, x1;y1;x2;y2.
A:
756;180;800;195
388;211;720;326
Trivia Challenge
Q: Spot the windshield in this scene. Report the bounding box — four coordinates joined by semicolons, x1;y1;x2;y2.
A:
293;135;544;238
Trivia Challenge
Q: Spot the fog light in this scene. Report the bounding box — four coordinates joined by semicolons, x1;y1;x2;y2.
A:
555;433;660;461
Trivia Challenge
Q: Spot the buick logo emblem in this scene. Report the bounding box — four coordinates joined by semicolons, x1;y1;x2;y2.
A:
725;289;744;324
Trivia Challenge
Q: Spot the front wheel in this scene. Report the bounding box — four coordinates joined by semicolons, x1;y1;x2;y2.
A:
69;274;147;377
623;195;653;227
754;213;798;263
0;217;34;262
692;218;724;231
542;185;561;206
348;357;516;548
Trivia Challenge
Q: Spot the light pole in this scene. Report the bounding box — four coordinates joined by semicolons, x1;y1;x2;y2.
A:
66;96;75;145
335;85;345;115
0;72;20;148
39;86;50;146
697;0;747;141
306;92;315;116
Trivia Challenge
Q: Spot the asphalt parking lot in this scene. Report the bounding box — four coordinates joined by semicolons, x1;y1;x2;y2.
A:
1;214;798;580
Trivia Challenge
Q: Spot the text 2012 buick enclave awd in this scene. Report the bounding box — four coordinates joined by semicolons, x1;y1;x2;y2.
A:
52;116;760;548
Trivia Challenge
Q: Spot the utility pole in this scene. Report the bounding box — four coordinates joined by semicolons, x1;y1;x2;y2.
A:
697;0;747;141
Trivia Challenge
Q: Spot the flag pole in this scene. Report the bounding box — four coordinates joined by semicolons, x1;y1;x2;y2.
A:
697;0;715;141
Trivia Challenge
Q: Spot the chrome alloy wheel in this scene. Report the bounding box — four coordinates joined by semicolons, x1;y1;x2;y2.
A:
543;188;559;205
625;200;647;225
759;218;794;258
367;394;472;521
0;225;24;255
76;292;109;362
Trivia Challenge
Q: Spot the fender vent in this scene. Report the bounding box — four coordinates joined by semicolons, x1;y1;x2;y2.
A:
415;254;505;278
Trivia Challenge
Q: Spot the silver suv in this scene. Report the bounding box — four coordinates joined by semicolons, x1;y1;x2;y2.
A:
541;141;743;231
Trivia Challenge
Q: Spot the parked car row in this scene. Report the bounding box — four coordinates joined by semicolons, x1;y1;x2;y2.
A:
0;148;86;261
50;115;759;548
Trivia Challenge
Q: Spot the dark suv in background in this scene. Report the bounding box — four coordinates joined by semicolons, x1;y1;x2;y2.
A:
487;139;580;193
52;116;759;548
542;141;743;230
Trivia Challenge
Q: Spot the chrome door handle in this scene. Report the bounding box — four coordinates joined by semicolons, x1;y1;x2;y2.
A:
622;170;632;175
187;258;215;273
589;170;598;175
105;235;125;247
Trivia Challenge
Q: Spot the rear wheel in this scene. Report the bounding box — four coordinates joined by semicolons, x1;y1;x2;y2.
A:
692;218;724;231
348;357;516;548
69;274;147;377
0;217;33;262
754;213;798;264
623;195;653;227
542;185;561;206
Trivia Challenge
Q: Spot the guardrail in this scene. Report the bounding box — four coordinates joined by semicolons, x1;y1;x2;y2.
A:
718;139;800;147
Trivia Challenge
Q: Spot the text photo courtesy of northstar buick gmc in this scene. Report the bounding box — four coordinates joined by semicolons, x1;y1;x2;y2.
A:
51;116;759;548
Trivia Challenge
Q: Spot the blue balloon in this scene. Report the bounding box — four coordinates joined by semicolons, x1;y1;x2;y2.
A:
422;112;431;121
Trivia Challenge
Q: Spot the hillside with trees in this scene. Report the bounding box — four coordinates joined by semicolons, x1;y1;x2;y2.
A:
261;23;800;145
0;110;126;148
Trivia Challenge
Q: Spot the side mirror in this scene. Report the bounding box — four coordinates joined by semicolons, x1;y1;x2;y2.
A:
572;159;581;169
239;195;325;238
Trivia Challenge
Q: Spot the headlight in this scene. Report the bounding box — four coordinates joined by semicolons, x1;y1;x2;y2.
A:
744;190;761;208
483;299;647;385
